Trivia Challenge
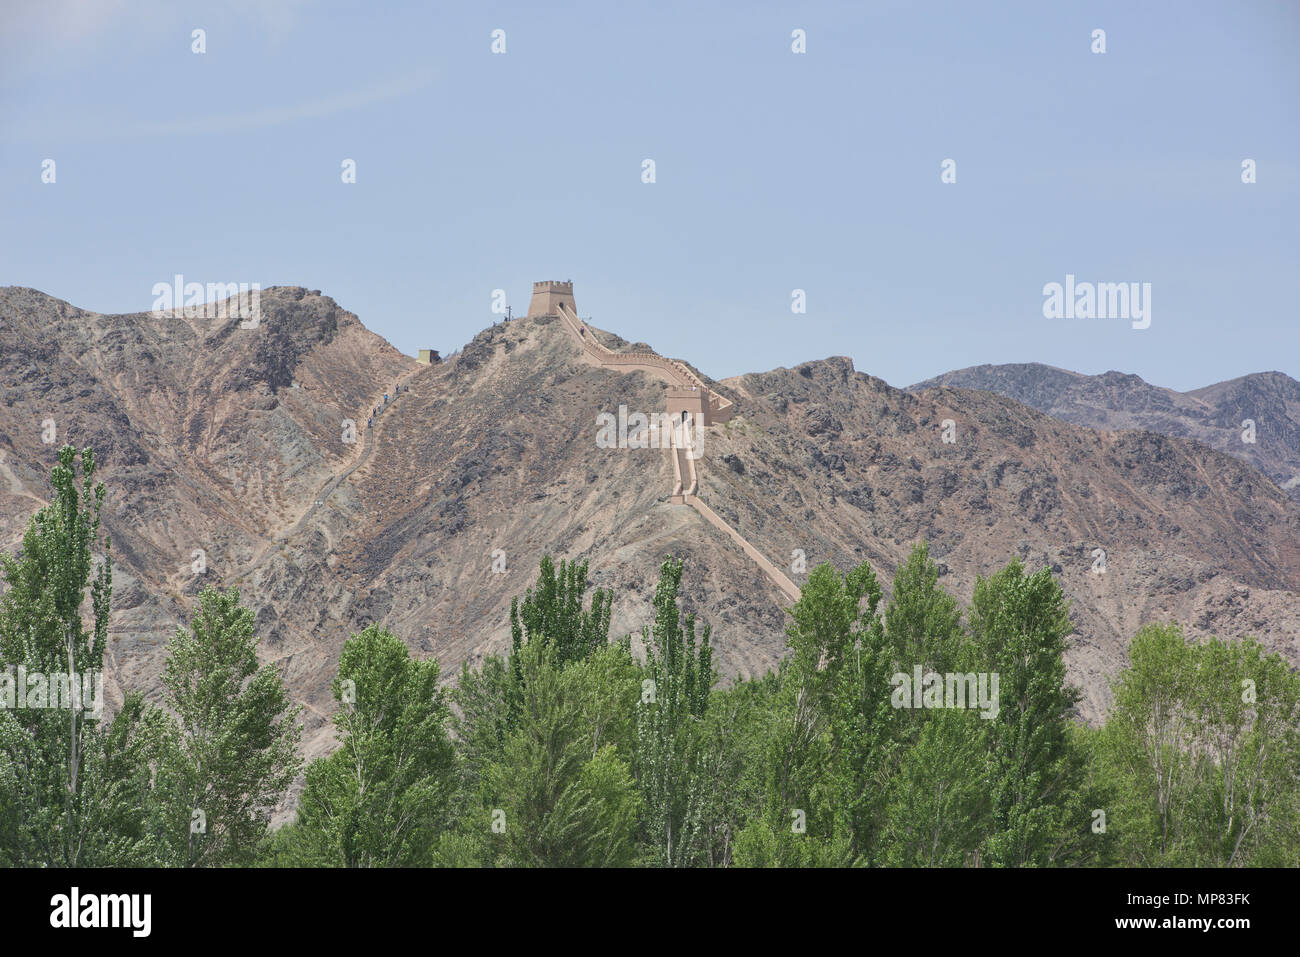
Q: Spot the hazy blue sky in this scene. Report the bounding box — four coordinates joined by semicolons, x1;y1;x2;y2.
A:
2;0;1297;390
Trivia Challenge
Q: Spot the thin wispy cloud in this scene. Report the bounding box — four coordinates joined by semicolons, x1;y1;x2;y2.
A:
0;0;317;56
6;69;435;143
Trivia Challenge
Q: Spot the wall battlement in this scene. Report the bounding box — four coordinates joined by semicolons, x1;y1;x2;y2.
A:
527;280;577;318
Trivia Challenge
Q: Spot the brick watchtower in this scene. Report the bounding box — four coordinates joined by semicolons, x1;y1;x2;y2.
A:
526;280;577;318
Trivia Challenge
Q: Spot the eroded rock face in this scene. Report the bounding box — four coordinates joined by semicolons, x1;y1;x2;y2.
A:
2;287;1298;775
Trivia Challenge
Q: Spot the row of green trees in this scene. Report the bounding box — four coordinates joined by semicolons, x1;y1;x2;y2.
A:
0;448;298;866
1;448;1297;866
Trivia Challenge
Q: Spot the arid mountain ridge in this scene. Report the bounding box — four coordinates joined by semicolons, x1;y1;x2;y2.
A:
909;363;1300;503
1;286;1297;763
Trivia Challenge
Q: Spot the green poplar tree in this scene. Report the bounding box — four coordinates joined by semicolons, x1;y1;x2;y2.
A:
739;560;889;866
1096;622;1199;864
883;543;963;678
0;446;154;865
634;556;715;867
1099;625;1300;866
485;639;641;867
509;555;612;669
969;559;1094;866
151;586;302;866
507;555;613;727
294;625;456;866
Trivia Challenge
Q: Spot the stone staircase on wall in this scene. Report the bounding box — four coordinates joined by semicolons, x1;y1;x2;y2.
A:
554;303;797;605
557;304;734;424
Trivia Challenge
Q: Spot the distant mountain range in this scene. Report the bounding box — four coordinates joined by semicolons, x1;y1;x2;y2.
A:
908;363;1300;502
2;287;1297;770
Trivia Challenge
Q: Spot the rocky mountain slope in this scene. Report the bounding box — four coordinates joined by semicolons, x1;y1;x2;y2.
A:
908;363;1300;502
2;288;1298;764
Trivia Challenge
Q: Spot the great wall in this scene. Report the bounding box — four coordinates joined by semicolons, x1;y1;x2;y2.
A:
230;281;800;610
536;281;801;604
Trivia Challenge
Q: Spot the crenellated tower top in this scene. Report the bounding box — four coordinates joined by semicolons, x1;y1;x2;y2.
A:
526;280;576;318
